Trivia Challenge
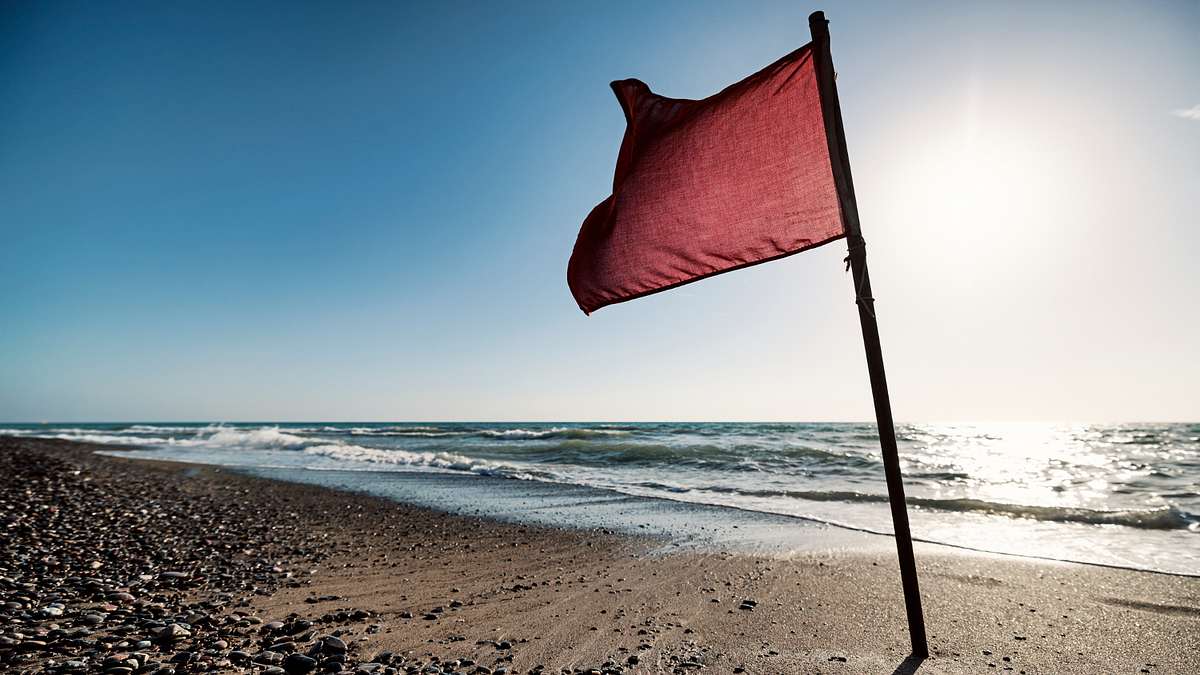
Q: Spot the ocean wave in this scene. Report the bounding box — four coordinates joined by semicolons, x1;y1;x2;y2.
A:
0;428;37;436
684;486;1199;531
356;431;467;437
909;499;1199;531
123;424;216;434
302;425;636;440
475;427;632;440
1110;436;1165;446
515;440;877;472
6;432;174;446
632;481;694;494
909;470;971;481
168;426;312;450
1;427;147;438
301;443;534;479
347;427;467;437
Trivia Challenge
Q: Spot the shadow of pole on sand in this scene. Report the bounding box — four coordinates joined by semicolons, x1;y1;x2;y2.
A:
890;653;927;675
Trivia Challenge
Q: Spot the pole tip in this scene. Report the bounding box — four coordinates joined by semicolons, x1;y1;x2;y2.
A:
808;10;828;36
811;9;830;38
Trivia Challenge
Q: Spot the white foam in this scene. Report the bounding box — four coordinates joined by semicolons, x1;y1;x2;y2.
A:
347;427;465;437
1;428;137;438
41;432;174;445
126;425;209;434
478;427;629;439
176;426;311;449
301;443;524;478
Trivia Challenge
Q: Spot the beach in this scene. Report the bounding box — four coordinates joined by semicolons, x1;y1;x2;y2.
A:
2;437;1197;674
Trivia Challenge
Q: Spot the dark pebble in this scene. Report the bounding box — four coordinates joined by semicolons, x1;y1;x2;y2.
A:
284;653;318;674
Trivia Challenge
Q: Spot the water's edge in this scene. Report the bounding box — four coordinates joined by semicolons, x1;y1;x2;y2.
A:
97;447;1200;579
7;421;1195;576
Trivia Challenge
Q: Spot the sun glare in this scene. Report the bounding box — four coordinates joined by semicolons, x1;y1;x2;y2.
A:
877;87;1079;289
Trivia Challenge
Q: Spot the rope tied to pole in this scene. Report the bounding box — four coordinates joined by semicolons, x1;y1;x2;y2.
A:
843;236;876;317
843;235;865;271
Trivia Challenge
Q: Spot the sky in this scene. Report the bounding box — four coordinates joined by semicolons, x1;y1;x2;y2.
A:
1;0;1197;423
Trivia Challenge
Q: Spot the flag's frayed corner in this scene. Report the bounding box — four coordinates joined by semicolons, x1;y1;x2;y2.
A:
1172;104;1200;121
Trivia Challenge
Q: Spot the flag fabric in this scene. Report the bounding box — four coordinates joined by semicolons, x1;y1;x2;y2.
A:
568;43;845;314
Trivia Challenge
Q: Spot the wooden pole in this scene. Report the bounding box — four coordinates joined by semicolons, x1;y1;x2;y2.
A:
808;10;929;658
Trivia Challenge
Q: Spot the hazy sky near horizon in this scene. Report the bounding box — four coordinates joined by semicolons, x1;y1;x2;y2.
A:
2;0;1198;423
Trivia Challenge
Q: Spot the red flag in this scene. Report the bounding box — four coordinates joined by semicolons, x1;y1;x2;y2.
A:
568;43;844;314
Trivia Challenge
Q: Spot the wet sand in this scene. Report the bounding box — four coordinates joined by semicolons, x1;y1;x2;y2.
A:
2;437;1197;674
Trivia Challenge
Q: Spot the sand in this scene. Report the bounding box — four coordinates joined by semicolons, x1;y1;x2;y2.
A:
2;437;1197;674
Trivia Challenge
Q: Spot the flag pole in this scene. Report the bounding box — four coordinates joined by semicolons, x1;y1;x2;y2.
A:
808;10;929;657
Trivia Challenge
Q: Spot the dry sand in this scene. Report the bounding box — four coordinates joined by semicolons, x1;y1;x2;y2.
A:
2;438;1197;674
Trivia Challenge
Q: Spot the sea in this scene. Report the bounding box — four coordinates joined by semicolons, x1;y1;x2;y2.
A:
2;422;1196;576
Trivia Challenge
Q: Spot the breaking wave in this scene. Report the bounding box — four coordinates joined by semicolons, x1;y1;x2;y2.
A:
0;431;174;446
475;427;631;440
301;444;533;479
320;426;634;440
347;427;468;437
686;487;1200;531
181;426;311;449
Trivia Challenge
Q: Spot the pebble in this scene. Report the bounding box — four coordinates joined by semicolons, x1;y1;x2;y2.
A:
0;439;389;675
157;624;191;643
283;652;319;674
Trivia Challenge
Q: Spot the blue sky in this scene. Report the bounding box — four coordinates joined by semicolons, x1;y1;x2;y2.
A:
2;0;1197;422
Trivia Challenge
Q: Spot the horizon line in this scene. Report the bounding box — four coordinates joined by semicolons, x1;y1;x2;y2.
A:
3;419;1196;425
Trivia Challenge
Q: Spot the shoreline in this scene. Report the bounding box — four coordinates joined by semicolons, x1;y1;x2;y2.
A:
97;448;1198;581
2;437;1197;674
10;421;1198;578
